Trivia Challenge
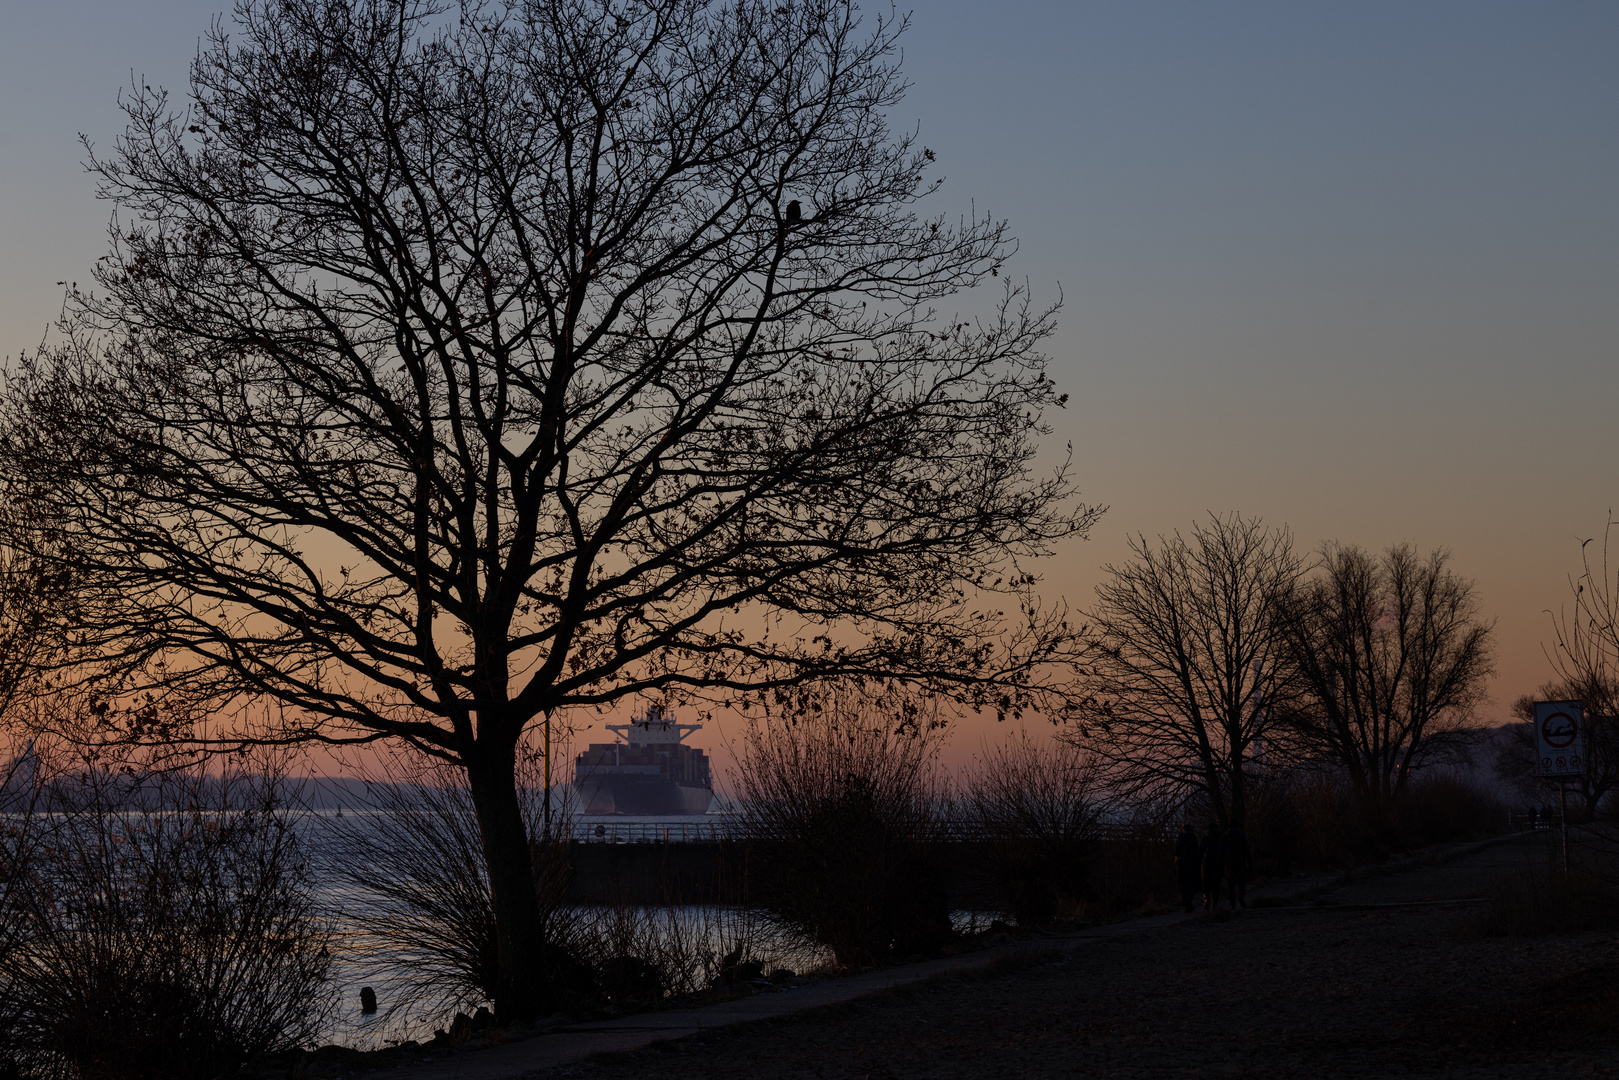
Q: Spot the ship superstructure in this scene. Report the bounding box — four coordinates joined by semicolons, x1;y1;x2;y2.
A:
573;705;713;815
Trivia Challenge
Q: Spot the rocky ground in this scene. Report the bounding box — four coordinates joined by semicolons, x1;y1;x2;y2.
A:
530;836;1619;1079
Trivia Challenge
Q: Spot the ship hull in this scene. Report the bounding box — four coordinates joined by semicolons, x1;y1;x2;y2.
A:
575;775;713;816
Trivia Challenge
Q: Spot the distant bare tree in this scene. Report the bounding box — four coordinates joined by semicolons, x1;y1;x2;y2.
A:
1280;543;1493;810
0;0;1094;1018
1080;514;1302;830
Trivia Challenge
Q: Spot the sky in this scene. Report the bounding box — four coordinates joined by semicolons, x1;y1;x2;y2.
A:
2;1;1617;777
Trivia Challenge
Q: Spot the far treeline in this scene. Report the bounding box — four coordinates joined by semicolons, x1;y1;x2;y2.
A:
1079;512;1619;832
0;4;1607;1075
1081;514;1498;833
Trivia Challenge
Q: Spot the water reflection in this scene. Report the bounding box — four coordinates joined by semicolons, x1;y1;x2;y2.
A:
301;812;1007;1049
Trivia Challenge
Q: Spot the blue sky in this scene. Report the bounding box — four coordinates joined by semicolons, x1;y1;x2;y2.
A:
898;2;1619;722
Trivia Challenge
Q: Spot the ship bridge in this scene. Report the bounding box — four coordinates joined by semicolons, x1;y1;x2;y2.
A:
606;704;702;747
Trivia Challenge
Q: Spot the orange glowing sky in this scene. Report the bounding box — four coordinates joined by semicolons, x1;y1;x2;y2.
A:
4;2;1617;780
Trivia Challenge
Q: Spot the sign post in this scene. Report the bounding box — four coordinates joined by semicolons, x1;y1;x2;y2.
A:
1533;700;1585;876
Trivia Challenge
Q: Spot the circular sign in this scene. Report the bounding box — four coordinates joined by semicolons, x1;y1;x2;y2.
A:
1541;711;1579;749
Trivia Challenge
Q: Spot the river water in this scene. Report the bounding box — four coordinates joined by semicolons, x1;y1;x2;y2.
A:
307;810;1006;1049
311;811;829;1049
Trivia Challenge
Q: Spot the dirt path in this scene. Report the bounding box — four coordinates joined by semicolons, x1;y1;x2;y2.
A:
527;835;1619;1080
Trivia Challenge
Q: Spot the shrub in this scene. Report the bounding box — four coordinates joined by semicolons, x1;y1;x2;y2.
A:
1241;768;1508;874
0;744;42;1080
733;691;951;967
0;754;332;1080
1390;771;1509;844
566;901;790;1002
1263;774;1369;871
1084;812;1176;919
960;732;1106;926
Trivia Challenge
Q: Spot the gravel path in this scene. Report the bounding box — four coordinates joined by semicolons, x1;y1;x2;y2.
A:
528;835;1619;1080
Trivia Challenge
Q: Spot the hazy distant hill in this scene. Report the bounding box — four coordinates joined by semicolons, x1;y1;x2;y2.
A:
0;768;396;813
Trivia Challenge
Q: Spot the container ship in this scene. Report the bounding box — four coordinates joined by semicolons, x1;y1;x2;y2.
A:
573;705;714;815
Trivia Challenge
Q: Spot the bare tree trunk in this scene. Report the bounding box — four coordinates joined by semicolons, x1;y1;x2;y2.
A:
1198;745;1229;829
1228;759;1247;830
465;743;544;1022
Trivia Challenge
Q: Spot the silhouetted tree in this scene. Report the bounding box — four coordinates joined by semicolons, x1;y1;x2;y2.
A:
0;0;1093;1018
1080;514;1301;830
1280;543;1493;810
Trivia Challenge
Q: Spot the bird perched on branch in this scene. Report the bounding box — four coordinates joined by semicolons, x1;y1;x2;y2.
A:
785;199;802;226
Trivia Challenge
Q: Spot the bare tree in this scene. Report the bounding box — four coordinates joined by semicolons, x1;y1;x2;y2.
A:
0;0;1093;1018
1280;543;1493;810
1079;514;1301;830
